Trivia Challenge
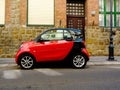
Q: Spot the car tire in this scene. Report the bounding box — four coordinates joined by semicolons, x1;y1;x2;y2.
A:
71;54;87;69
19;54;35;69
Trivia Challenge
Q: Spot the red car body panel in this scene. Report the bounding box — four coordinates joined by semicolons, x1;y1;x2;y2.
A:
81;48;90;60
32;40;74;62
15;40;74;64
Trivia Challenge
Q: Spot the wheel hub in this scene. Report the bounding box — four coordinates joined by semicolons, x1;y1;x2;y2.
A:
73;55;85;68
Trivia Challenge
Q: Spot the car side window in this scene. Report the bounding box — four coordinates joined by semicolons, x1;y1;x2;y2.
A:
41;30;64;41
64;30;72;39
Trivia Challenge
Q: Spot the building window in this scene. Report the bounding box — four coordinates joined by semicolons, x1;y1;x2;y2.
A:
27;0;54;26
99;0;120;27
0;0;5;25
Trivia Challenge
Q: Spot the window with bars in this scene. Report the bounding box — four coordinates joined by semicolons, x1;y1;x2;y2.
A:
99;0;120;27
67;3;84;17
0;0;5;25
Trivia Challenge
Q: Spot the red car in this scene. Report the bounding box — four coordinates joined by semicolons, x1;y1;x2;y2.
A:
15;28;89;69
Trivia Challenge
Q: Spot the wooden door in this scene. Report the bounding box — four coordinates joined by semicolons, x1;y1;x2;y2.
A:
67;17;85;30
67;1;85;39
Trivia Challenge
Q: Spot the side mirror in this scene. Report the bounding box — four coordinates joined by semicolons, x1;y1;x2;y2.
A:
75;33;80;36
36;36;45;42
75;33;83;38
64;37;73;41
36;38;42;42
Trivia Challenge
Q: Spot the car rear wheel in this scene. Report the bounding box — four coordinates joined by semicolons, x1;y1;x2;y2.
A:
19;54;35;69
71;54;87;68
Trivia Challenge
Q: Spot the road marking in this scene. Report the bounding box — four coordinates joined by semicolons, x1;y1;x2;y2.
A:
2;70;22;79
35;69;63;76
0;64;9;67
107;66;120;69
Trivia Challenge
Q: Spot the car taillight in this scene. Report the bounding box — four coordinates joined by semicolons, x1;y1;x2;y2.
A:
82;40;86;48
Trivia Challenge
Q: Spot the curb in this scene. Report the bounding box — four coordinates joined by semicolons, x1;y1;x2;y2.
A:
88;61;120;66
0;64;17;69
0;57;120;68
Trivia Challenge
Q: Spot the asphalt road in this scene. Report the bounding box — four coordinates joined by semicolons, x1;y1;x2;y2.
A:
0;65;120;90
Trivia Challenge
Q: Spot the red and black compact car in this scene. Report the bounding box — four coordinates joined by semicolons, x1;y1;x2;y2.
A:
15;28;89;69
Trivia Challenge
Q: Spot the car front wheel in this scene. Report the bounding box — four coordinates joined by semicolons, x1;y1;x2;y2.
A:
19;54;35;69
72;54;87;68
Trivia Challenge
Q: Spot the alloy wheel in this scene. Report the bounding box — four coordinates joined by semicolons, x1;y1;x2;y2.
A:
20;55;34;69
73;55;86;68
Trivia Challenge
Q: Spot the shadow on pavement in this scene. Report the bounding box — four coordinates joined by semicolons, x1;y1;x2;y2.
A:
34;61;89;69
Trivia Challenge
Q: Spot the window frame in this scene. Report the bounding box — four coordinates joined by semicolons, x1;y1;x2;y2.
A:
99;0;120;27
27;0;55;26
0;0;5;26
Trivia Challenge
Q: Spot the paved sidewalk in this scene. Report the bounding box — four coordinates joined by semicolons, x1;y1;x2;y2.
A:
89;56;120;65
0;56;120;68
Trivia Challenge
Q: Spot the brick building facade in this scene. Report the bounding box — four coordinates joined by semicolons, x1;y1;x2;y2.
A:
0;0;120;58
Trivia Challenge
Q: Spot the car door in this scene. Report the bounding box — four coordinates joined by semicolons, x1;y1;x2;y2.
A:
35;29;74;62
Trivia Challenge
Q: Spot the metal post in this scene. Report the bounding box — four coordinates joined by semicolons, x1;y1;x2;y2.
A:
108;0;114;61
59;20;62;27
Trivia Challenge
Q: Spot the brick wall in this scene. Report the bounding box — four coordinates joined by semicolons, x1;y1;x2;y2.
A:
85;0;120;56
85;0;99;26
20;0;66;27
0;0;21;58
0;0;120;58
0;0;67;58
85;26;120;56
55;0;66;27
